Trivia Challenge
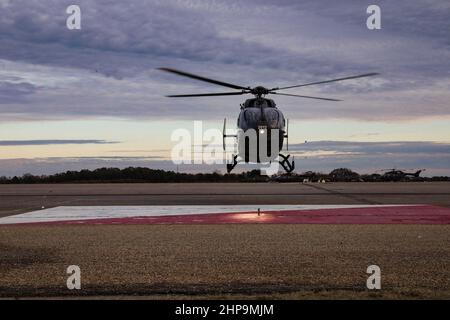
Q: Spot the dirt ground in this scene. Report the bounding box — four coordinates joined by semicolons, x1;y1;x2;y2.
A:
1;224;449;299
0;182;449;299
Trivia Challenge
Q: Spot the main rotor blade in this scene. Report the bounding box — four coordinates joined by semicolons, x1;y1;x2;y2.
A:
166;91;248;98
158;68;249;90
274;73;379;90
271;92;341;101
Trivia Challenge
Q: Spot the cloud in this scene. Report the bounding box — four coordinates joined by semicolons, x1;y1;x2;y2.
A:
0;81;38;103
0;0;449;121
0;139;119;146
290;141;450;155
0;141;449;177
0;157;181;177
288;140;450;175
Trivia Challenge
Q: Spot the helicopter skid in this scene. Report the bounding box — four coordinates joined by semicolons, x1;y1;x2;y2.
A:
226;153;295;174
279;153;295;174
226;154;240;174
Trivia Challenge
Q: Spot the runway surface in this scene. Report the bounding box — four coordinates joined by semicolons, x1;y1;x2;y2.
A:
1;182;450;218
0;182;449;299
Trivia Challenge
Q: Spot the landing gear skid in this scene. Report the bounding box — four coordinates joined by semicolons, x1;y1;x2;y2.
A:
227;155;239;174
279;153;295;174
226;154;294;174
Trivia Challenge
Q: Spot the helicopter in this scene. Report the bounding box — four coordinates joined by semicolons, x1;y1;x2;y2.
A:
379;168;425;181
158;68;378;174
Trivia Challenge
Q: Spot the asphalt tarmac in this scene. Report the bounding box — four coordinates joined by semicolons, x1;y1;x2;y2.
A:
0;182;449;299
1;182;450;218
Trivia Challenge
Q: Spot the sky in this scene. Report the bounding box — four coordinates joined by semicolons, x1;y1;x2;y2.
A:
0;0;449;176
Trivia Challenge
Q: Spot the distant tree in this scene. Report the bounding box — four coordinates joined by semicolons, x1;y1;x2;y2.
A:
329;168;360;182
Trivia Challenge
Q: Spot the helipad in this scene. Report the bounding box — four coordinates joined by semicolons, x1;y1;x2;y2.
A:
1;204;449;226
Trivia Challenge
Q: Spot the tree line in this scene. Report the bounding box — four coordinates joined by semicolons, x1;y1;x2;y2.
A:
0;167;264;183
0;167;449;184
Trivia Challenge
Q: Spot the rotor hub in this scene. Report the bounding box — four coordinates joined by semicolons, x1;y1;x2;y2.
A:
251;86;270;97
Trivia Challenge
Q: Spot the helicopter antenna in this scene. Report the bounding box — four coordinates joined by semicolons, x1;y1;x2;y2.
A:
222;118;237;151
285;119;289;151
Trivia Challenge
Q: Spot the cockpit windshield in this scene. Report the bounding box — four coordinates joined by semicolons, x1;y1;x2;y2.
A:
243;98;275;109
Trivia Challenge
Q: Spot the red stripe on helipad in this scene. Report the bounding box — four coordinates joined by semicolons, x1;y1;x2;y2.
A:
7;205;450;226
